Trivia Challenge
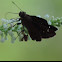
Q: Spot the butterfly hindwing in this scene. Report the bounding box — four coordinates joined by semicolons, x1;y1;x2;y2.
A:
30;16;58;39
49;25;58;31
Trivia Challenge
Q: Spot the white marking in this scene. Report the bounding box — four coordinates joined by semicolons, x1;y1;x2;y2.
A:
47;29;49;32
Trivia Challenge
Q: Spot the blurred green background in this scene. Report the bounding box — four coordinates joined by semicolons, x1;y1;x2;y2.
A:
0;0;62;61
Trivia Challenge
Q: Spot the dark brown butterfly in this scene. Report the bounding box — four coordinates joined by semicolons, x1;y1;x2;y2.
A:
18;12;58;41
12;2;58;41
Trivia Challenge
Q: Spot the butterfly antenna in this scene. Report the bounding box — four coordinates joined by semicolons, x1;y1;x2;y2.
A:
7;12;18;14
5;12;18;19
12;1;22;11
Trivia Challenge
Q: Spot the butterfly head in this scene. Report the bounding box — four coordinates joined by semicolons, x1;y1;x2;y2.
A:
19;12;26;18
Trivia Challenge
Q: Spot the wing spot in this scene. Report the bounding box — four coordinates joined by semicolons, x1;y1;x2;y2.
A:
43;31;45;33
49;26;50;28
41;23;42;24
47;29;49;32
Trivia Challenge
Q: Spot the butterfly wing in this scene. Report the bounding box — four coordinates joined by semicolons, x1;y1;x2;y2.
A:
27;25;42;41
22;15;58;41
21;16;42;41
30;16;58;38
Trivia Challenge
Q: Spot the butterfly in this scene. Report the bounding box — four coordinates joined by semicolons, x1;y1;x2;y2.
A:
11;2;58;41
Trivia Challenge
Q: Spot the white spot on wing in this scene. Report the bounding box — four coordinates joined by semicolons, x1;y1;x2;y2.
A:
47;29;49;32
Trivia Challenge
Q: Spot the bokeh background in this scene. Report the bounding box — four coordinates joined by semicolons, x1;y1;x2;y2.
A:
0;0;62;61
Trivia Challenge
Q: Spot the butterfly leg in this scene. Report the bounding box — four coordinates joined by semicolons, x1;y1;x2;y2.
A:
11;18;22;27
